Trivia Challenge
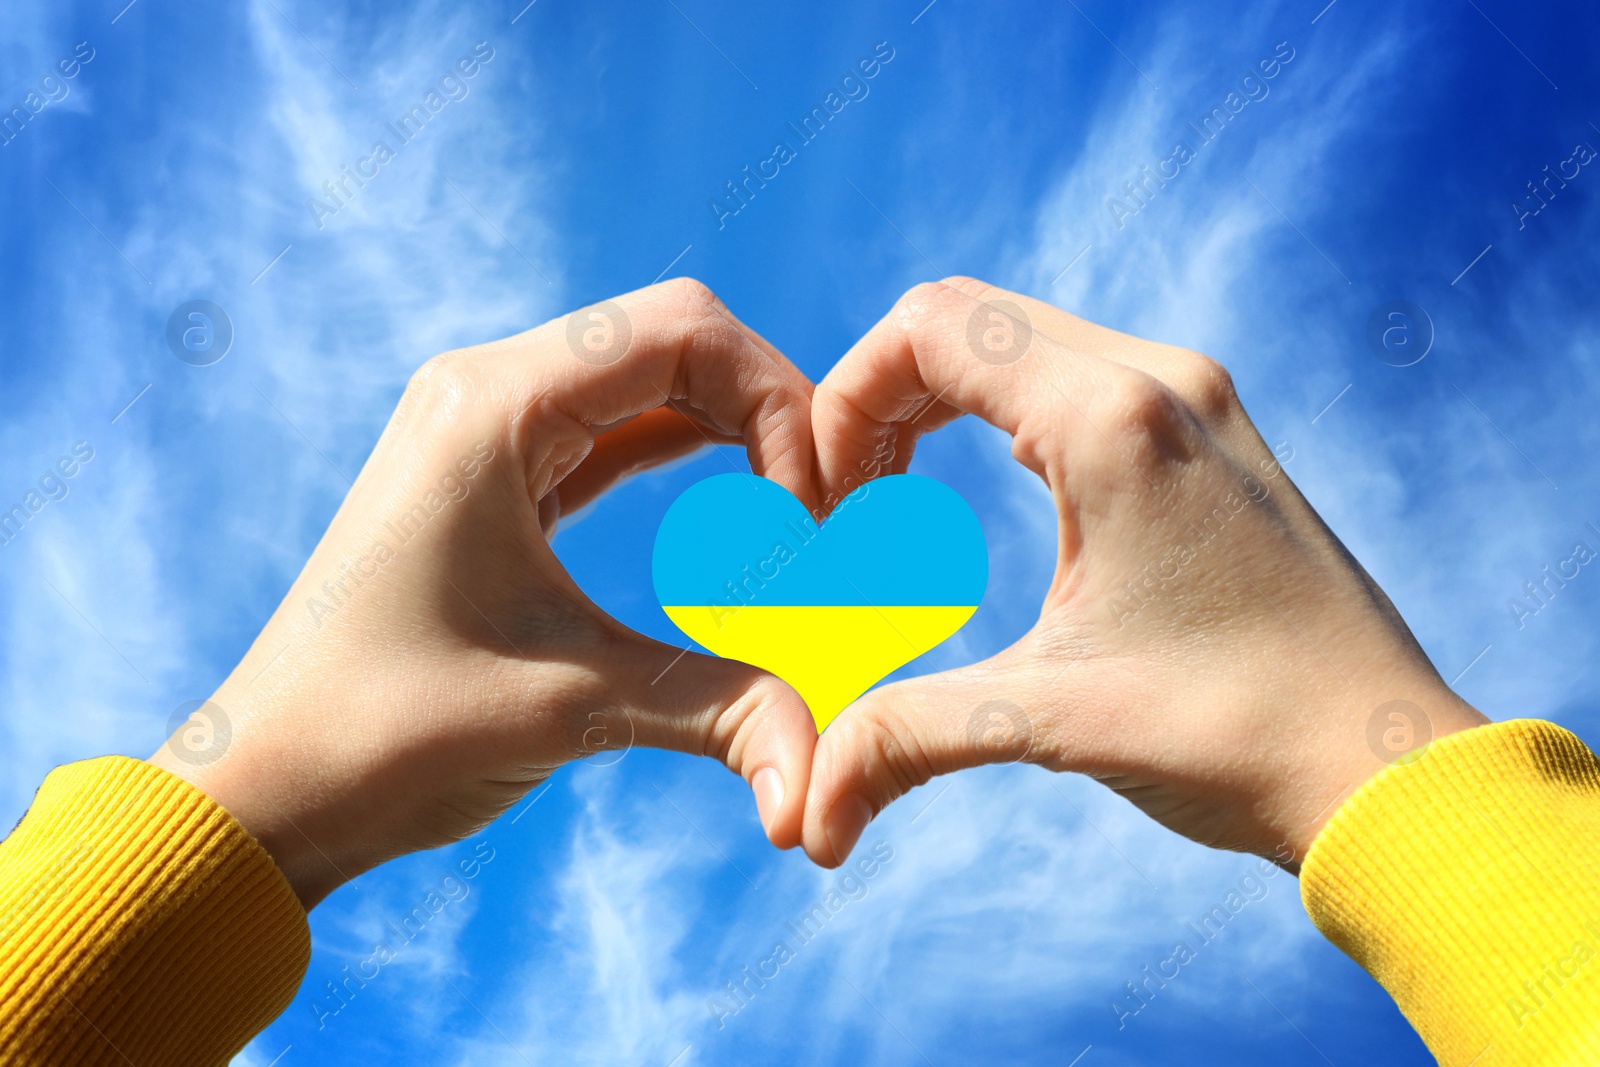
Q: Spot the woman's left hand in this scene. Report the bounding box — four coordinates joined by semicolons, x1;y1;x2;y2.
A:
150;279;820;908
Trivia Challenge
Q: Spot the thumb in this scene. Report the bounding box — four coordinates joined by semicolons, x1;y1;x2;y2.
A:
600;630;818;850
801;659;1038;867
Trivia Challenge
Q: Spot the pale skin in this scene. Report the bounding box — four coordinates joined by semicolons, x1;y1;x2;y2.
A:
150;278;823;908
800;277;1487;868
150;276;1487;908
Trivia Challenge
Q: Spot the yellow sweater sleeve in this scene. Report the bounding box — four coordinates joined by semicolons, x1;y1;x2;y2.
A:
0;756;310;1066
1302;718;1600;1067
6;727;1598;1064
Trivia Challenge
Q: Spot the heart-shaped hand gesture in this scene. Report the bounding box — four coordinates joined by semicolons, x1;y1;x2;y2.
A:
151;279;826;906
153;276;1486;906
795;277;1485;868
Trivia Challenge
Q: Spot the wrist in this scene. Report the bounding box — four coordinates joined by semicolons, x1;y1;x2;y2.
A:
148;683;343;910
1277;677;1490;870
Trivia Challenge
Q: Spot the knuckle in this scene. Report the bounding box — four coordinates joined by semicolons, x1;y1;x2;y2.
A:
891;282;986;360
848;705;937;802
656;276;738;351
407;350;457;391
661;275;720;317
700;670;782;767
398;351;491;431
896;279;1035;370
406;350;477;401
1097;370;1197;463
1171;352;1238;419
935;275;997;301
892;280;963;329
1009;419;1063;478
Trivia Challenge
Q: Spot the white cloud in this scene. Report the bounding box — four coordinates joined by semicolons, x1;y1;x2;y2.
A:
1005;1;1600;729
0;0;564;825
443;767;717;1065
431;756;1315;1065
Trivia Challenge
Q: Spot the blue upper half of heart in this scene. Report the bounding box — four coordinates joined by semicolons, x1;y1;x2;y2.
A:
652;473;988;608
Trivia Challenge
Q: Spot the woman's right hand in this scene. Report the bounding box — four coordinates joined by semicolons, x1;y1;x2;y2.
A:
801;277;1488;868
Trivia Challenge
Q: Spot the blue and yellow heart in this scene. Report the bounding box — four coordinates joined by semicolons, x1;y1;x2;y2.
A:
652;473;987;730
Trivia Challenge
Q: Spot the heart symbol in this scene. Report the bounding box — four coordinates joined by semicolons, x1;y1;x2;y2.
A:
652;473;988;730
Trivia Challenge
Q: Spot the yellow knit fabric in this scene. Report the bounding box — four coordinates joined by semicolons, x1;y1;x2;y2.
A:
1302;718;1600;1067
2;725;1598;1063
0;756;309;1066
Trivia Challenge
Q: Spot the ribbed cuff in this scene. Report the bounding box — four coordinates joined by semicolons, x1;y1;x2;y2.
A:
0;756;310;1066
1302;719;1600;1067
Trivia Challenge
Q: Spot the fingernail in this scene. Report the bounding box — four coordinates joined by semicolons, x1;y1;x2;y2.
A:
752;767;785;835
825;794;873;866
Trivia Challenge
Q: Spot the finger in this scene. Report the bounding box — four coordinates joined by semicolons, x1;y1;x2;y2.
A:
590;628;817;850
886;278;1254;449
555;407;736;516
496;278;820;512
799;656;1039;867
812;277;1126;507
954;282;1203;382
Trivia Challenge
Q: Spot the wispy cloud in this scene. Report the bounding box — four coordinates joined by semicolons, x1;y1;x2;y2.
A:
0;0;566;827
1006;0;1600;726
443;769;716;1065
6;3;1595;1066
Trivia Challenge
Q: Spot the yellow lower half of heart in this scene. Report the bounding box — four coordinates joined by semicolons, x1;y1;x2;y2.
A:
662;604;978;731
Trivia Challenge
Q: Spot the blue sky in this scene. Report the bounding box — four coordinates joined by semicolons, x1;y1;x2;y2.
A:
3;0;1599;1064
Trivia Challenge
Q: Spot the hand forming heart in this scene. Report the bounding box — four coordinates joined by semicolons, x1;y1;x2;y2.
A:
150;276;1486;907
